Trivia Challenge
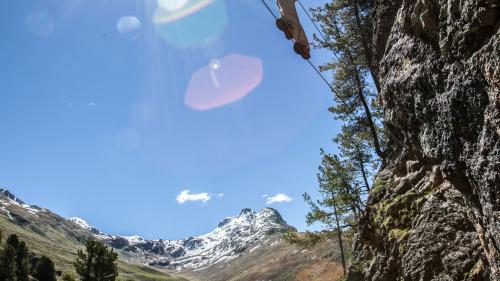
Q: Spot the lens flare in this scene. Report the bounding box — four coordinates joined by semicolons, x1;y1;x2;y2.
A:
209;58;220;70
25;11;54;37
154;0;227;47
154;0;214;23
157;0;191;15
117;16;142;40
185;54;263;111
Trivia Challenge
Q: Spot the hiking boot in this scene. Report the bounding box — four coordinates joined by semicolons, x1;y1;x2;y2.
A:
276;18;293;40
294;42;311;59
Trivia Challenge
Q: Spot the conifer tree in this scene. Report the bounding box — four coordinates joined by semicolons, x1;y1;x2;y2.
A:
33;256;57;281
75;240;118;281
15;241;29;281
289;0;387;276
0;245;18;281
335;122;381;195
285;150;372;275
6;234;20;251
311;0;386;158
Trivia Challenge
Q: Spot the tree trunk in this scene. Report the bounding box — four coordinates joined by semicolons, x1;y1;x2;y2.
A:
352;0;381;93
353;68;385;158
356;146;372;193
333;202;347;276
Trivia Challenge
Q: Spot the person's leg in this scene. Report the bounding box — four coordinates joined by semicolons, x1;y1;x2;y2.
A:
276;0;294;40
291;16;310;59
278;0;305;41
277;0;300;24
295;21;309;46
277;0;310;59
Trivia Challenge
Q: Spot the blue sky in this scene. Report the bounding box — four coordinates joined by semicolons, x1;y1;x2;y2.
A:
0;0;340;240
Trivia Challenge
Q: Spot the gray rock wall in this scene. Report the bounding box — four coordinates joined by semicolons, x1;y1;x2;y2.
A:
349;0;499;280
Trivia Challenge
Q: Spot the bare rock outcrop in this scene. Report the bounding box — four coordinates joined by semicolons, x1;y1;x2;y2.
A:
348;0;499;280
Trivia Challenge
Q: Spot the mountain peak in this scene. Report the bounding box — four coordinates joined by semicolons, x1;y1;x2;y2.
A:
69;217;101;234
0;189;25;205
101;207;295;269
230;208;287;227
258;207;286;224
239;208;253;215
69;217;92;229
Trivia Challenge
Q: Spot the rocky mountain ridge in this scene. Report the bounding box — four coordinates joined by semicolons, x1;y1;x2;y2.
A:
0;188;295;272
72;207;295;270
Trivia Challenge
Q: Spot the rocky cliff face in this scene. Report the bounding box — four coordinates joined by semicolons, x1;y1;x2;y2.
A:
349;0;499;280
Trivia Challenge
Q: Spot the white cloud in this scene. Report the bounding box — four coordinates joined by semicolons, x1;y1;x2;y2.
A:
176;190;211;204
265;193;293;204
217;193;224;198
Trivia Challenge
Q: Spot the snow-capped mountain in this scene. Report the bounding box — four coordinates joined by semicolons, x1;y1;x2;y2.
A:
121;208;293;269
69;207;295;270
68;217;103;235
0;188;294;271
0;188;296;271
0;188;340;281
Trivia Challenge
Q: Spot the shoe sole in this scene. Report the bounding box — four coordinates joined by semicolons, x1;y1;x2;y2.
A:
276;19;293;40
294;43;311;60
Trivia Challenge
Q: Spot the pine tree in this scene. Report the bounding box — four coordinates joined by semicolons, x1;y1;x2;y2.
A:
15;241;29;281
335;122;381;195
283;230;328;249
306;151;360;274
6;234;20;251
288;0;389;276
311;0;386;158
0;245;18;281
285;151;367;275
33;256;57;281
75;240;118;281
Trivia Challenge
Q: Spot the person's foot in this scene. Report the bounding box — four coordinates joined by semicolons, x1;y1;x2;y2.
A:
294;42;311;59
276;18;293;40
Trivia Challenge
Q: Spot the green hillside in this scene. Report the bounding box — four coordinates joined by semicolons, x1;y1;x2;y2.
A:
0;199;185;281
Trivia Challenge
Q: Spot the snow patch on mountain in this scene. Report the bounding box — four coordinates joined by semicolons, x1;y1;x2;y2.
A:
105;207;295;270
68;217;103;235
0;189;41;217
69;217;93;231
122;236;145;244
0;206;14;221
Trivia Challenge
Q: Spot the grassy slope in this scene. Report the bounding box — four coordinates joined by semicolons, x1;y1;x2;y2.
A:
167;234;344;281
0;209;185;281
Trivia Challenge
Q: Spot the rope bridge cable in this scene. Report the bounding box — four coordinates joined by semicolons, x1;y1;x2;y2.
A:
297;0;343;65
259;0;407;153
297;0;327;41
259;0;358;124
259;0;337;95
259;0;356;117
261;0;278;19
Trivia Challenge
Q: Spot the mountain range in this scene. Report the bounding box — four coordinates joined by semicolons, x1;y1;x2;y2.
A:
0;188;342;281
